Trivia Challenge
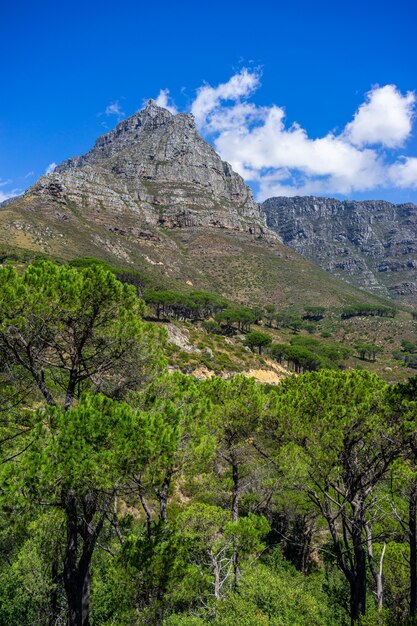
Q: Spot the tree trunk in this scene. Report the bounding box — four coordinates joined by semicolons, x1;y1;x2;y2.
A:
350;505;367;625
156;468;174;524
48;557;60;626
65;369;79;408
38;369;56;406
349;564;367;626
231;458;240;586
81;566;91;626
231;460;239;524
299;518;314;575
63;490;81;626
365;522;385;612
209;549;221;600
410;485;417;619
62;489;111;626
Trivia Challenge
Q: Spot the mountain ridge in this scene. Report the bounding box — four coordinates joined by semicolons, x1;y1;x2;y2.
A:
262;195;417;304
0;104;399;310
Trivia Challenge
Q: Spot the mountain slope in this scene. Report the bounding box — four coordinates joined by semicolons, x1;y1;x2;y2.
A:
0;104;396;309
262;196;417;304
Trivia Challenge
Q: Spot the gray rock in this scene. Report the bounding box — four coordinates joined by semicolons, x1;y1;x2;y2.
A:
29;100;270;237
262;196;417;302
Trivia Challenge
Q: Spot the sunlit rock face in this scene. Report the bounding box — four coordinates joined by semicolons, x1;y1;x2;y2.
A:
262;195;417;302
26;100;268;236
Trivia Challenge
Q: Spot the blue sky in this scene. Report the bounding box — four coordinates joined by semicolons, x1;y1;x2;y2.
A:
1;0;417;203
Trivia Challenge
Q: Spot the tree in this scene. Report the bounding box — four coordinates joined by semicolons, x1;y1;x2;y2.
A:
264;304;277;327
355;342;383;362
303;306;326;321
270;343;288;364
341;305;396;319
268;370;399;624
145;290;227;321
287;315;304;334
1;394;174;626
282;346;322;373
215;308;256;334
388;377;417;620
244;331;272;355
175;504;269;602
132;372;212;529
0;261;164;407
401;340;417;354
201;376;268;585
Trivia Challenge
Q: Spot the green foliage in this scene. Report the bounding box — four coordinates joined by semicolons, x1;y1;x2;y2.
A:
355;341;383;361
244;330;272;354
304;306;326;321
0;260;165;405
1;260;417;626
341;304;396;319
267;370;398;624
3;394;163;501
401;340;417;354
145;289;228;321
269;336;350;372
165;557;340;625
215;307;257;333
202;320;223;334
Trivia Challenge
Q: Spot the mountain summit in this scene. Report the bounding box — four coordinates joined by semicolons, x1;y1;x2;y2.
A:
0;104;390;309
29;101;265;234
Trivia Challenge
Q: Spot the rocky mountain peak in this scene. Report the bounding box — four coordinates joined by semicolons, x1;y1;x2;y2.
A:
55;101;191;172
22;102;270;236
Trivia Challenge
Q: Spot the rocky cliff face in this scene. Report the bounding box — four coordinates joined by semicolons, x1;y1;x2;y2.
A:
262;196;417;302
29;100;266;235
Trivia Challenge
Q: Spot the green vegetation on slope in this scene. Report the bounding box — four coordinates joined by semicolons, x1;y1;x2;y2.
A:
1;261;417;626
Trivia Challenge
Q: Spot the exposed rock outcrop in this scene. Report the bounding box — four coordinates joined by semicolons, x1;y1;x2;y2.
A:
29;100;267;236
262;196;417;302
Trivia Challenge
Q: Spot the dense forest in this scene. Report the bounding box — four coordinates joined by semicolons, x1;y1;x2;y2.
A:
2;261;417;626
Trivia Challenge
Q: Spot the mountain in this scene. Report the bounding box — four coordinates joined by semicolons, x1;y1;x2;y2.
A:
0;104;393;309
262;196;417;304
51;100;267;234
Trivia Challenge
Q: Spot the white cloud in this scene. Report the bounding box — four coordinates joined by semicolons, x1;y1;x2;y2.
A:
388;157;417;188
0;180;20;203
168;70;417;200
191;68;260;129
154;89;178;115
0;191;11;203
45;162;57;174
105;101;125;118
344;85;415;148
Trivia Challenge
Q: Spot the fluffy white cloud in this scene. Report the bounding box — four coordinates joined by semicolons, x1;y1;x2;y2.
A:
388;157;417;188
344;85;415;148
105;101;125;118
45;162;57;174
154;89;178;115
169;71;416;199
190;68;260;128
214;106;385;195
